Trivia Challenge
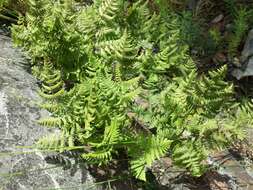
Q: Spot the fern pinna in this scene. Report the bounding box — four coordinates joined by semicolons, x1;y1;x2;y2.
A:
12;0;253;181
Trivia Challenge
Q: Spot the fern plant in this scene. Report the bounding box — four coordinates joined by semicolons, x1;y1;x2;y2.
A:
12;0;87;81
11;0;253;182
36;61;65;100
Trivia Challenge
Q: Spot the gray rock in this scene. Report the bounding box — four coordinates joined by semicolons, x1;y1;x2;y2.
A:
232;58;253;80
232;29;253;80
151;158;193;190
188;0;198;10
211;14;224;24
0;35;100;190
151;152;253;189
241;29;253;63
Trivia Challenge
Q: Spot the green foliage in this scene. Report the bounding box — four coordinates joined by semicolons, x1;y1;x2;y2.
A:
129;135;171;181
36;67;141;162
228;7;250;57
36;62;65;100
134;64;250;177
11;0;253;182
224;0;252;58
224;0;237;18
172;141;206;177
12;0;86;81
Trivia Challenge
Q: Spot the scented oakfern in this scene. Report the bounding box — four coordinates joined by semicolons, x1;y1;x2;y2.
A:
37;61;65;100
129;135;171;181
11;0;253;182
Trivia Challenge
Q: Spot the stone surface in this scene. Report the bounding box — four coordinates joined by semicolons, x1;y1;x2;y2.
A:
151;158;193;190
151;157;231;190
0;34;100;190
241;29;253;63
188;0;198;10
231;59;253;80
151;151;253;190
211;14;224;24
232;29;253;80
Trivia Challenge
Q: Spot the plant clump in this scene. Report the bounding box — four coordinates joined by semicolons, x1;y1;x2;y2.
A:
10;0;253;182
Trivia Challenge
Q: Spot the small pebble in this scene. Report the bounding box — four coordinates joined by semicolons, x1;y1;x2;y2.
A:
211;14;224;24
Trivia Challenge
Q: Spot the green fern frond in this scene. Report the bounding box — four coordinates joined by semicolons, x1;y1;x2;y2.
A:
36;132;63;150
83;87;98;137
42;73;62;84
96;30;138;61
101;119;120;146
38;88;65;99
41;80;63;91
182;65;234;116
113;61;122;82
39;102;61;113
37;117;62;127
172;141;207;177
129;135;171;181
38;62;65;100
77;5;98;39
98;0;122;23
82;119;120;163
82;148;113;164
130;158;146;181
